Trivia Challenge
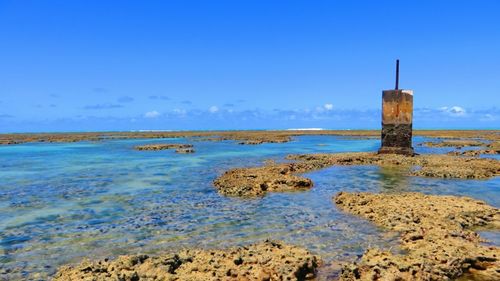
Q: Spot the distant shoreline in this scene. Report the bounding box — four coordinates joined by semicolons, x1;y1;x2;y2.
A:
0;129;498;146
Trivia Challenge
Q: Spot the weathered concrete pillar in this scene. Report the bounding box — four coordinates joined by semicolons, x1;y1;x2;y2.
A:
378;60;414;155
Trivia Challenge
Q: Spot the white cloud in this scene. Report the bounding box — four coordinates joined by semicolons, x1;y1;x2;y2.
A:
439;106;466;117
324;103;333;110
144;110;160;118
173;108;187;115
480;113;497;122
209;106;219;113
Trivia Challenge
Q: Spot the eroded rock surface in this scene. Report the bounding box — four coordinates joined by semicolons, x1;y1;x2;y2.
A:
53;240;320;281
134;143;193;151
334;192;500;281
215;152;500;197
419;139;487;148
2;130;498;146
213;164;313;197
289;152;500;179
175;148;195;154
447;149;499;157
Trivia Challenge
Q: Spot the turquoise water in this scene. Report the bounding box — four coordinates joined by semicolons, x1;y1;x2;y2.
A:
0;136;498;280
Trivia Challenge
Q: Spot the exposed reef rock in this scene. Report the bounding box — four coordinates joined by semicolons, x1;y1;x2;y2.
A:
175;148;195;154
448;149;499;157
419;139;487;148
237;138;290;145
1;130;498;146
444;140;500;157
334;192;500;281
134;143;193;151
53;240;320;281
289;152;500;179
213;164;313;197
214;152;500;197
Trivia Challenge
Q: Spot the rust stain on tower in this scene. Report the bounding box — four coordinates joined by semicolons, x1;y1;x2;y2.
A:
378;60;415;155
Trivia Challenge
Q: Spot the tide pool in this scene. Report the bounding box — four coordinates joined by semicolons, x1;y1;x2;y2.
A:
0;136;498;280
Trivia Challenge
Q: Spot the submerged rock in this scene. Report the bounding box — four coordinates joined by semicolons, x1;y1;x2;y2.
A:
134;143;193;151
175;148;195;154
334;192;500;281
214;152;500;197
53;240;320;281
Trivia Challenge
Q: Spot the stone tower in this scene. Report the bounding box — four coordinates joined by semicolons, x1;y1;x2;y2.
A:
378;60;414;155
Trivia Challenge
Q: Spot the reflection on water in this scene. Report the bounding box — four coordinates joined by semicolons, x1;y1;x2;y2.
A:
375;166;411;191
0;136;498;280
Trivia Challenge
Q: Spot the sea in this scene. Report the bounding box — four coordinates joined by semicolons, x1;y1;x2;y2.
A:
0;135;498;280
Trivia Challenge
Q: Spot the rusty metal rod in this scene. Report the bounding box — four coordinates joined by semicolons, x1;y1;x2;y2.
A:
395;59;399;90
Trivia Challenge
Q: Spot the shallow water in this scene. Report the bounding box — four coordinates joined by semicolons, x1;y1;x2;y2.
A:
0;136;498;280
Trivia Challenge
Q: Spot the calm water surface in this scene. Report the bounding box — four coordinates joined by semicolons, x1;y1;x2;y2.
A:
0;136;498;280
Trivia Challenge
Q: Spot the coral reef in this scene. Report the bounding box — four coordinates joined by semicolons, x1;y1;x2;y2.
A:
334;192;500;281
53;240;320;281
2;130;498;146
214;152;500;197
419;139;487;148
134;144;193;151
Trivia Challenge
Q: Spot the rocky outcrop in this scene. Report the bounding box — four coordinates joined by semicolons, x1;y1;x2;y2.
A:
419;139;487;149
53;240;320;281
2;130;497;146
447;149;499;157
213;164;313;197
334;192;500;281
134;143;193;151
175;148;195;154
214;152;500;197
288;152;500;179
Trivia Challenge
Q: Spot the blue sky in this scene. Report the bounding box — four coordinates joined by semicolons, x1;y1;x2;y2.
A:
0;0;499;132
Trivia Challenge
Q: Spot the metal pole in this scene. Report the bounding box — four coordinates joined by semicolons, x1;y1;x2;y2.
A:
395;59;399;90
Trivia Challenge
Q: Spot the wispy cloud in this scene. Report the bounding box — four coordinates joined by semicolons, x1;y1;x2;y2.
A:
439;106;466;117
0;114;14;118
117;96;134;103
83;103;123;110
209;106;219;113
479;114;497;122
324;103;333;110
181;100;192;105
144;110;161;118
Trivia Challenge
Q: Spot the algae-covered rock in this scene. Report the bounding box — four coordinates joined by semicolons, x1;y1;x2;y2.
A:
334;192;500;281
53;240;320;281
213;164;313;197
134;143;193;151
448;149;499;157
419;139;487;148
215;152;499;197
175;148;195;154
